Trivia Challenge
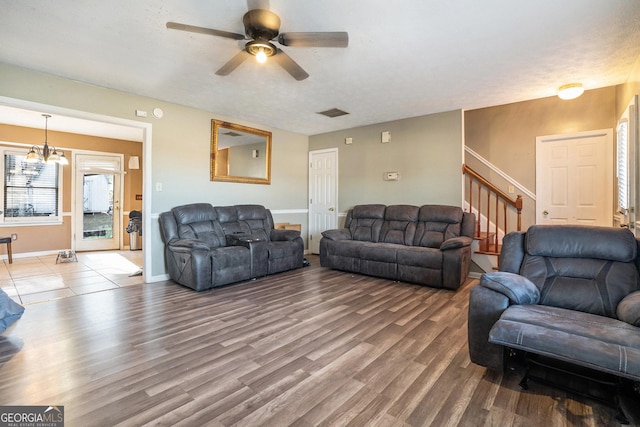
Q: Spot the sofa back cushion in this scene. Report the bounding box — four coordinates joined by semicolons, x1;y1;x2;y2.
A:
520;225;640;318
347;204;386;242
379;205;419;245
216;205;273;241
237;205;273;241
172;203;226;248
413;205;463;248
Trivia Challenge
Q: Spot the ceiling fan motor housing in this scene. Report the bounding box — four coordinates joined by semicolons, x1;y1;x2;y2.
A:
243;9;280;41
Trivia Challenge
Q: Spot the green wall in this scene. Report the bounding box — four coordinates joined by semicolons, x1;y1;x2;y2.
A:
0;63;309;278
309;110;464;214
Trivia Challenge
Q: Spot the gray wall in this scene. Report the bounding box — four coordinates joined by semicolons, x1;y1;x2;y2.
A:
229;142;265;178
0;63;309;278
309;110;464;215
465;87;617;230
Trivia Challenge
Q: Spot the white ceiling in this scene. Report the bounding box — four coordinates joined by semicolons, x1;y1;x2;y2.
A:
1;0;639;137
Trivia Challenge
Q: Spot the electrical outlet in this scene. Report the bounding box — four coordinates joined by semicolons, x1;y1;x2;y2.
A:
11;233;17;241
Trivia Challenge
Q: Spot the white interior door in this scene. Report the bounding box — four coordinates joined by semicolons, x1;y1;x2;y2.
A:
309;149;338;254
75;154;123;251
536;130;613;226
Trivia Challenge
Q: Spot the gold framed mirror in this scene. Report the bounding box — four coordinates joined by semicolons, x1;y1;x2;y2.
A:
210;120;272;184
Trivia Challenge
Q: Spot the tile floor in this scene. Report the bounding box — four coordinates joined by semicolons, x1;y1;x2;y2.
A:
0;250;144;305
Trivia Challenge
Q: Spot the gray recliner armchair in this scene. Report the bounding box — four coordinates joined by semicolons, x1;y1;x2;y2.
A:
468;224;640;422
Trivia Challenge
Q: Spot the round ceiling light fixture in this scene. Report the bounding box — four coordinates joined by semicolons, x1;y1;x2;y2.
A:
245;40;276;63
558;83;584;100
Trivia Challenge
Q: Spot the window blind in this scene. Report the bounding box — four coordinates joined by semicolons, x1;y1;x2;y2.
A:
4;153;59;219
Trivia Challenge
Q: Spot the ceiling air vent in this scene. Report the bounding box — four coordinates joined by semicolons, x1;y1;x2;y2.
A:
223;131;243;137
317;108;349;118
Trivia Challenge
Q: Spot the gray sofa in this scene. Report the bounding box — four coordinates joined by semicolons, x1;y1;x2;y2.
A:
320;204;475;290
159;203;304;291
468;225;640;421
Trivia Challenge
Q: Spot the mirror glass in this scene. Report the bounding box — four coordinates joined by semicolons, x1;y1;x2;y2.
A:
211;120;271;184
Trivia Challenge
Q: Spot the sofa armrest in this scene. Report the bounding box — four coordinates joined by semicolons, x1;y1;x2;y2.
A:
164;238;212;291
270;229;301;242
617;290;640;326
440;236;472;251
480;271;540;305
167;238;210;252
321;228;352;241
468;285;510;371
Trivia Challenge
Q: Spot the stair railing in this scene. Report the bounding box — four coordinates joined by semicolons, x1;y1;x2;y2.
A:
462;164;523;254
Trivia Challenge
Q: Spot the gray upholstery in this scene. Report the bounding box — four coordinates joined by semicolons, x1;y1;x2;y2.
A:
320;204;475;290
468;224;640;382
159;203;304;291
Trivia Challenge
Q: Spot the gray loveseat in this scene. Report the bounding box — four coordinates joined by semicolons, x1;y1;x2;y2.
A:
159;203;304;291
320;204;475;290
468;225;640;420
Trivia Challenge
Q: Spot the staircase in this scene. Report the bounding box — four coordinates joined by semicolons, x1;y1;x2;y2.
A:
462;164;523;270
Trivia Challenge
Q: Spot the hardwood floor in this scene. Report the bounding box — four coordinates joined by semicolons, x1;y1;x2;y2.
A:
0;255;637;426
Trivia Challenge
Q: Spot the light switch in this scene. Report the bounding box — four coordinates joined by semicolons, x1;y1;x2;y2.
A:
381;131;391;143
155;182;163;192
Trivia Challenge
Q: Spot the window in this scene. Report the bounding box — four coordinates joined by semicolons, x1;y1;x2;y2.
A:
3;151;62;223
617;120;629;212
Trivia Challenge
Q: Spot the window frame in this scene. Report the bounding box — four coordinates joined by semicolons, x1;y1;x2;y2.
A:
1;148;64;225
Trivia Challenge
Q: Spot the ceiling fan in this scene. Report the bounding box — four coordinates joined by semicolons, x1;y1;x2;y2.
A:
166;8;349;81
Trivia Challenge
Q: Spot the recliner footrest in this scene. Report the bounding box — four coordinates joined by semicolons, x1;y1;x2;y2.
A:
489;305;640;381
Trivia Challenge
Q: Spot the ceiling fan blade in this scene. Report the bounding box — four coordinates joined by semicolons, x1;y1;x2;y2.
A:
273;49;309;81
277;32;349;48
166;22;245;41
215;51;252;76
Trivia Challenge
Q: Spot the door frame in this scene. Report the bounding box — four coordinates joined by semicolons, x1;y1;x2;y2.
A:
535;129;613;225
308;148;338;254
73;152;125;251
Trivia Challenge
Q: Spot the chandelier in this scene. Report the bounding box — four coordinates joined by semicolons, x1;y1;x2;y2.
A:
25;114;68;165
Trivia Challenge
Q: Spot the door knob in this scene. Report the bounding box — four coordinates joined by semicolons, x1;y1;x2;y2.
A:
542;210;549;215
328;207;335;211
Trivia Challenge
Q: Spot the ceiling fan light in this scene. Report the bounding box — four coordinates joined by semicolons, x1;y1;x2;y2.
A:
558;83;584;100
256;47;267;63
245;40;276;62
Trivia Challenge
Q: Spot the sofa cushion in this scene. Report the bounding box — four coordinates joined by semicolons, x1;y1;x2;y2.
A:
489;304;640;380
520;256;640;318
173;203;226;248
396;246;442;269
360;243;400;263
379;205;418;245
526;224;637;262
413;205;463;248
348;204;386;242
237;205;272;241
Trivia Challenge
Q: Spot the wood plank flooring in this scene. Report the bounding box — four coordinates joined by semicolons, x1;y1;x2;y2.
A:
0;255;638;426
